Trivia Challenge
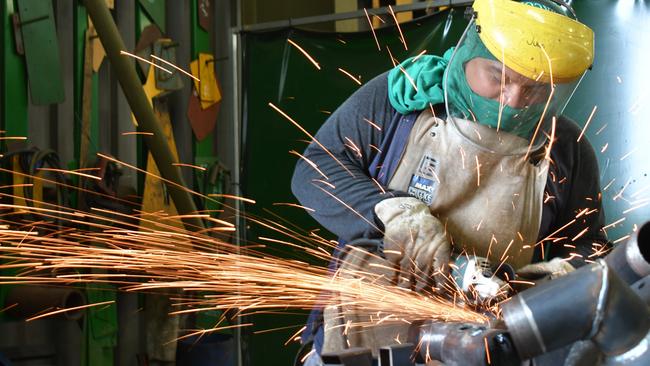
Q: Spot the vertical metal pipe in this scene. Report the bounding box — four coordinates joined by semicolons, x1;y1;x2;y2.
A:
231;26;244;366
83;0;204;231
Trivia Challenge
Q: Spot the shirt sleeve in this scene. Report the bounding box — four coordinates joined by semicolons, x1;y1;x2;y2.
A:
291;72;405;241
542;117;609;267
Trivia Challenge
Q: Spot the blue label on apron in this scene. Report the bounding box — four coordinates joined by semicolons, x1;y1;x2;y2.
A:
408;174;435;205
407;153;438;205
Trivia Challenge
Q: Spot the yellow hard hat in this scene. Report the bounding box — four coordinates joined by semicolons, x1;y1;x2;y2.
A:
472;0;594;83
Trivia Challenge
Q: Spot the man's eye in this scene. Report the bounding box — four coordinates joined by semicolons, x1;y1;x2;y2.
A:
489;72;501;83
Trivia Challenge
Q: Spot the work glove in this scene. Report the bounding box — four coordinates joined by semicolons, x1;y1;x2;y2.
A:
516;257;575;283
374;196;451;293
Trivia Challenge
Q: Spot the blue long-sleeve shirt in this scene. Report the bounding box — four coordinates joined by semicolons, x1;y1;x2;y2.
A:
291;72;607;265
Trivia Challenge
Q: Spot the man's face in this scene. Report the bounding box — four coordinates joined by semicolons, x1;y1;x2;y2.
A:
464;57;552;109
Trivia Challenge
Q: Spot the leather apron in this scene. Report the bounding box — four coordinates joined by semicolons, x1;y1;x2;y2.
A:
387;109;549;270
322;110;549;357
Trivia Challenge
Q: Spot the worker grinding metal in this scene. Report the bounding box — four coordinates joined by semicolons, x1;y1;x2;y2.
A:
292;0;607;365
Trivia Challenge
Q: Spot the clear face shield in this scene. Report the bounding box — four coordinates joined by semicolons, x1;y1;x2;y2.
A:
443;19;588;154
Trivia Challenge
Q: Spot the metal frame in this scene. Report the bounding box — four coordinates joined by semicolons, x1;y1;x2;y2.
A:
242;0;471;32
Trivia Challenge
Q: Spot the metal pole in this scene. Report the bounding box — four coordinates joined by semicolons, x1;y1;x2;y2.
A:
83;0;204;231
231;0;244;361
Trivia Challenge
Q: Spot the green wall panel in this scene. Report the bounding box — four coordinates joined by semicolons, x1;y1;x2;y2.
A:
2;0;28;139
566;1;650;241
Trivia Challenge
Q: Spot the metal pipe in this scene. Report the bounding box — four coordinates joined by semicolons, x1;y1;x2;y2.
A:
83;0;204;231
603;330;650;366
416;321;520;366
502;260;650;359
604;221;650;285
631;275;650;305
6;285;86;320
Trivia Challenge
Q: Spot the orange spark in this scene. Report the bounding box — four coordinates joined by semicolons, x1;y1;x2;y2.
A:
577;105;598;142
272;202;316;213
120;50;172;74
207;194;256;204
172;163;207;171
388;5;407;50
364;8;381;51
121;131;154;136
26;300;115;322
337;68;362;85
363;118;382;131
289;150;329;180
150;54;199;82
36;168;102;181
287;39;321;70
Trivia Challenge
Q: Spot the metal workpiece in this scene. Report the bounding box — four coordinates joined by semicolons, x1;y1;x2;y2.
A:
321;347;373;366
378;343;415;366
416;321;520;366
83;0;204;231
631;275;650;305
603;331;650;366
6;285;86;320
502;260;650;360
604;221;650;285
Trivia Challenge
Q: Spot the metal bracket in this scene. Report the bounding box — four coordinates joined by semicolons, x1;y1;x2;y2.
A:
153;39;183;91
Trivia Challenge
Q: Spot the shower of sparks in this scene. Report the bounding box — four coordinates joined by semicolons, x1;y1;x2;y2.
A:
577;105;597;142
0;203;486;334
388;5;407;51
287;39;321;70
120;50;172;74
150;54;199;82
337;68;362;85
364;8;381;51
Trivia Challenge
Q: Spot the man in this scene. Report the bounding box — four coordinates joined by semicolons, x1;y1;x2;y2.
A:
293;0;607;364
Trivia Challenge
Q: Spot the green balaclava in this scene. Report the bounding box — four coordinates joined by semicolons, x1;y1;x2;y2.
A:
387;31;545;139
443;27;545;138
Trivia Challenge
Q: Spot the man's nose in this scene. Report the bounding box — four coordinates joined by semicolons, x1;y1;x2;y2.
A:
502;84;529;109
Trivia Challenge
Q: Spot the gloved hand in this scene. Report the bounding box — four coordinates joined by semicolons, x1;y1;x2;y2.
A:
374;196;451;293
516;257;575;282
